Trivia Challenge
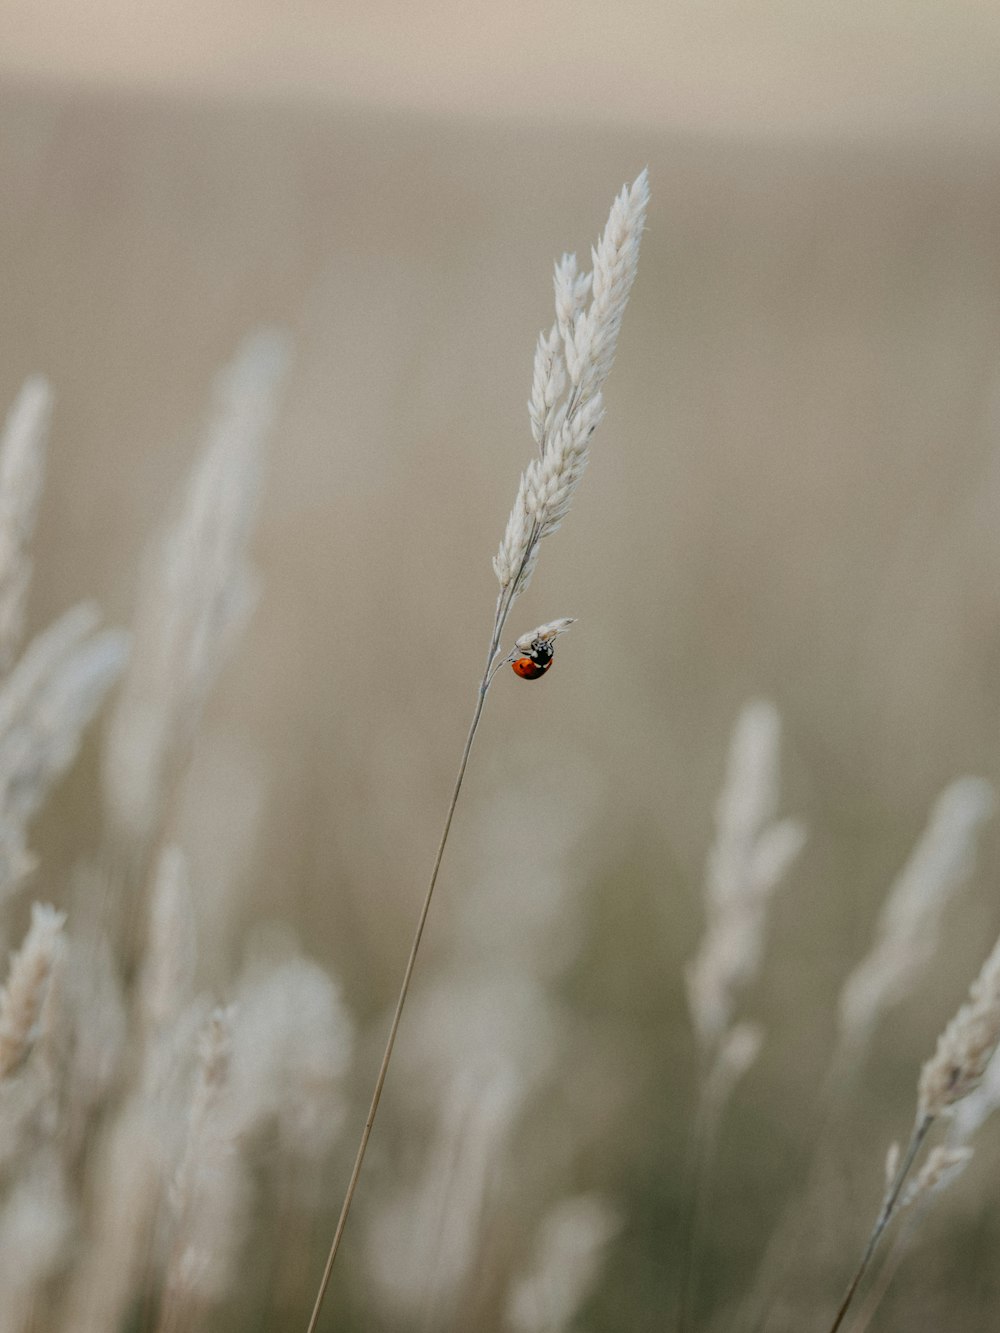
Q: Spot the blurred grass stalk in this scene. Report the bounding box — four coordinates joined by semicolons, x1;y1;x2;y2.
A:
826;925;1000;1330
0;334;359;1332
738;776;996;1329
681;700;805;1330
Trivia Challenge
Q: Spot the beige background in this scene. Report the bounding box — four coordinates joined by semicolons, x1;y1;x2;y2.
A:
5;5;1000;1328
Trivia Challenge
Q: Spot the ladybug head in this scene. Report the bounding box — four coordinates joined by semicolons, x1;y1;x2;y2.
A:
528;638;554;665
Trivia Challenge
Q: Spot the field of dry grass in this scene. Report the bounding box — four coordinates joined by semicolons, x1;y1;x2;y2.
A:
5;18;1000;1326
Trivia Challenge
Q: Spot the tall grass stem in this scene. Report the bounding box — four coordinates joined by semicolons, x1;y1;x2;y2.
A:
307;169;647;1329
306;602;512;1332
826;1115;931;1333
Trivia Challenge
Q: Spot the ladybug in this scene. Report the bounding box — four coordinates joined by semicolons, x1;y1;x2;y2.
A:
511;637;554;681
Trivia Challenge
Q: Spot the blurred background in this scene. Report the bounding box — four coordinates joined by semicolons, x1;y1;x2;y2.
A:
4;3;1000;1329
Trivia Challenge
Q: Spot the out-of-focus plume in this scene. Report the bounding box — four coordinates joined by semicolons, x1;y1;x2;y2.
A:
0;377;51;673
103;330;292;847
0;1151;72;1333
366;1066;522;1323
919;932;1000;1121
837;777;995;1065
0;902;65;1081
506;1194;622;1333
686;700;805;1072
0;604;128;899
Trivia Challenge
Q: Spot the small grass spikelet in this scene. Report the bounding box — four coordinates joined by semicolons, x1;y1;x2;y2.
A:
0;377;51;673
103;329;291;848
686;699;806;1059
919;933;1000;1120
0;903;65;1081
899;1145;973;1211
506;1194;622;1333
514;617;576;652
828;929;1000;1333
837;777;995;1064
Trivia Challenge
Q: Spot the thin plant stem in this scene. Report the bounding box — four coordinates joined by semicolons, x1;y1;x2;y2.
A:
847;1218;912;1333
306;591;520;1333
826;1115;932;1333
677;1079;717;1333
305;165;649;1328
741;1072;853;1333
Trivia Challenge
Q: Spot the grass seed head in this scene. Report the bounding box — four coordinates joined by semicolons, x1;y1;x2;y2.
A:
919;933;1000;1120
494;170;649;603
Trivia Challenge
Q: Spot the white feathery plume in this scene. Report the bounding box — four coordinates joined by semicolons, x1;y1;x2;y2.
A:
103;329;291;844
62;911;128;1149
163;1005;246;1311
506;1194;622;1333
364;773;602;1328
228;955;354;1162
494;170;648;602
0;603;128;895
159;956;353;1318
135;845;206;1120
0;920;67;1161
0;903;65;1080
837;777;995;1060
0;1072;47;1174
686;700;806;1058
702;1021;764;1123
680;704;802;1331
552;255;590;370
391;970;560;1112
183;1005;235;1136
528;325;565;451
918;932;1000;1120
898;1145;973;1211
141;844;197;1039
950;1043;1000;1144
0;906;67;1172
825;779;995;1318
449;763;602;978
573;177;649;397
0;1151;72;1333
366;1066;522;1322
168;1145;249;1313
832;930;1000;1333
62;1102;164;1333
70;882;204;1331
0;377;51;672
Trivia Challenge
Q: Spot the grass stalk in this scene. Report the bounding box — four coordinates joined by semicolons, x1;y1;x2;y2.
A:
846;1222;909;1333
825;1114;931;1333
306;168;648;1331
305;598;513;1333
677;1083;717;1333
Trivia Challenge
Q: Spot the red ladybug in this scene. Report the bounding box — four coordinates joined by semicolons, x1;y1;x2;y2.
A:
511;638;554;681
